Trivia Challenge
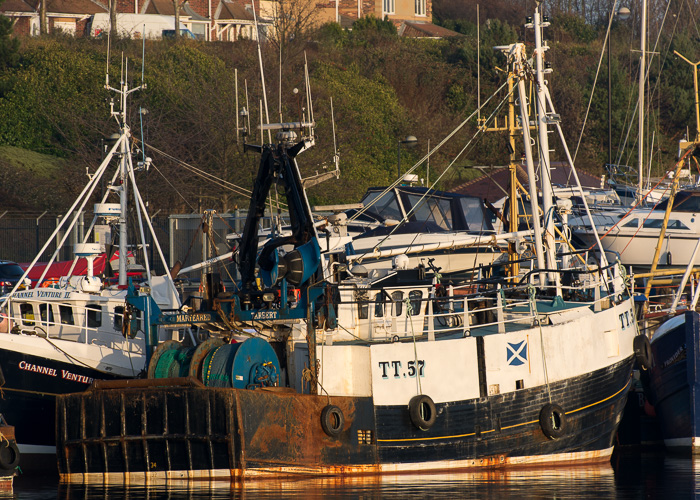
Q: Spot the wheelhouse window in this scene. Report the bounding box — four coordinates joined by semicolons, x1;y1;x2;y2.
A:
405;194;452;230
375;291;389;318
20;304;35;326
409;290;423;315
622;218;639;228
86;305;101;328
39;303;54;326
392;291;404;317
460;198;493;231
356;291;369;320
114;306;124;331
59;305;74;325
362;191;402;221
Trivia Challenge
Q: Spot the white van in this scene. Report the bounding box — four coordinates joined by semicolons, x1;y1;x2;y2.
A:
89;13;188;39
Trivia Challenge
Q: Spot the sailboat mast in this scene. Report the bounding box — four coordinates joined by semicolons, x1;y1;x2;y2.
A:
638;0;647;200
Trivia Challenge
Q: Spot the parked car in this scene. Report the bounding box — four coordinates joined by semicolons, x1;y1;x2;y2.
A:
0;261;27;294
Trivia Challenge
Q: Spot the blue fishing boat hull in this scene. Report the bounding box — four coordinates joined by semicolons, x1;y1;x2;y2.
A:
646;311;700;452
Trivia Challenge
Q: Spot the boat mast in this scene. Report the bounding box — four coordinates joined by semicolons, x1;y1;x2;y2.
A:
509;43;547;285
117;69;130;286
637;0;647;201
531;6;558;288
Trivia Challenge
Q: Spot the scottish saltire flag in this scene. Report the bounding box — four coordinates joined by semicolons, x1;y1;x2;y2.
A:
507;341;527;366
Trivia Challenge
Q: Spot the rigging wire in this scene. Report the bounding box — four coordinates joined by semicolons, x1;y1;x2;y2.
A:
347;76;513;225
350;79;517;263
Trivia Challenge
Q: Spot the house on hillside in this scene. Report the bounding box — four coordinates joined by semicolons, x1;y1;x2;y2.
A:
0;0;459;41
2;0;105;37
452;162;603;204
316;0;461;38
0;0;272;40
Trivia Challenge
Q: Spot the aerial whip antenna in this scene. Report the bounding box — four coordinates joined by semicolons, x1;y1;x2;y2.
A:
250;0;272;143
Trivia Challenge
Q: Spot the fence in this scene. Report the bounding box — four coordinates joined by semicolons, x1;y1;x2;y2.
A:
0;210;286;282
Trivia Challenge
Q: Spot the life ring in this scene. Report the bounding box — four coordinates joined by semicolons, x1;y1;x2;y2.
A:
40;278;59;288
408;394;436;431
634;335;653;371
539;403;567;440
320;405;344;437
0;440;20;470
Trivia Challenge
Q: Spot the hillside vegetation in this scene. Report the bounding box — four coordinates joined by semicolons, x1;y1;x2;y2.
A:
0;7;697;214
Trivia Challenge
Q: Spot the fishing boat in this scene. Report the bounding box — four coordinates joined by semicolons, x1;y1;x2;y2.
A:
0;72;181;469
642;311;700;452
56;8;640;482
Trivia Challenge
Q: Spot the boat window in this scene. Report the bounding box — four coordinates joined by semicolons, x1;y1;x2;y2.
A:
405;194;452;230
19;303;34;326
39;303;54;326
86;305;101;328
643;219;670;229
667;220;690;230
114;306;124;331
374;291;388;318
392;291;404;317
409;290;423;315
59;305;74;325
356;291;369;320
622;218;638;228
361;191;402;221
460;198;492;231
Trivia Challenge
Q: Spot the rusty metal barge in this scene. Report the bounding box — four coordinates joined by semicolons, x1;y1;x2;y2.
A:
56;10;642;483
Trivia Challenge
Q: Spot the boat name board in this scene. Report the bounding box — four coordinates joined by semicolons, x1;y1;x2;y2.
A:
14;290;70;299
18;360;94;385
377;360;425;379
160;313;215;325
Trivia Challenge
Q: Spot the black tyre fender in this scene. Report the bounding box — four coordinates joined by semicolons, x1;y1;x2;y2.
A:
0;441;19;470
539;403;567;440
320;405;344;437
408;394;437;431
634;335;653;371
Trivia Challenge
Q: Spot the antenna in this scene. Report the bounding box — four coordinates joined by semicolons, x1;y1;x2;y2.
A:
250;0;272;143
259;99;264;144
105;10;111;87
235;68;240;143
245;80;251;134
331;96;339;176
304;53;315;139
477;4;480;124
141;25;145;84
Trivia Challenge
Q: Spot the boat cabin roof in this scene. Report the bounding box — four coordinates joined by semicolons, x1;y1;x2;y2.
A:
347;186;493;233
655;190;700;212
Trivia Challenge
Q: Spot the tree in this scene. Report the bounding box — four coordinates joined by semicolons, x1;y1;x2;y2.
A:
0;1;19;70
108;0;117;39
269;0;319;47
39;0;47;35
173;0;189;39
